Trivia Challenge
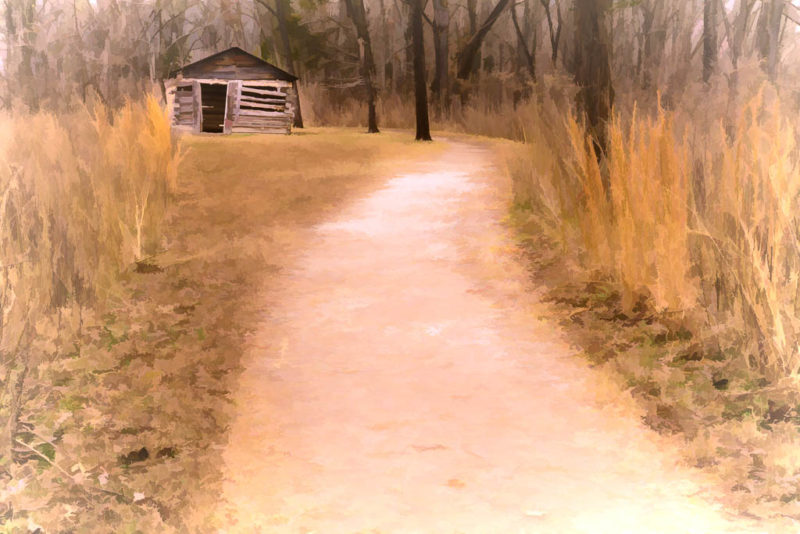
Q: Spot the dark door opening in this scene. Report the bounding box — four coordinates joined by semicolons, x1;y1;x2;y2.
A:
201;83;227;133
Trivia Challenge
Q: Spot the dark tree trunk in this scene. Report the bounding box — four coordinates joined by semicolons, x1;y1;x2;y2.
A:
344;0;380;132
378;0;390;90
403;1;415;93
540;0;563;65
640;3;656;89
574;0;614;155
457;0;512;79
466;0;480;76
719;0;755;133
511;1;535;80
274;0;304;128
467;0;478;34
431;0;450;110
519;0;534;71
703;0;717;83
756;0;784;80
410;0;432;141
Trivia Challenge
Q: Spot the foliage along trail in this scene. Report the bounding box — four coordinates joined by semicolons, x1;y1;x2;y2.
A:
219;140;761;533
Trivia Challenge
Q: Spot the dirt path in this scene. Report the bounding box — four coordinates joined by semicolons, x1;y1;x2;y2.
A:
220;140;764;533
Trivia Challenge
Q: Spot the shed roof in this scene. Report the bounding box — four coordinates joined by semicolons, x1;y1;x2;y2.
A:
170;47;298;81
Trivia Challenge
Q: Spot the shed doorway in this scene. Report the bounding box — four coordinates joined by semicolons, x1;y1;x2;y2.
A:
201;83;228;133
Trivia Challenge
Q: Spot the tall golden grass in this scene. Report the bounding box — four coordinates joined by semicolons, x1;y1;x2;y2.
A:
0;96;179;458
509;87;800;380
694;92;800;379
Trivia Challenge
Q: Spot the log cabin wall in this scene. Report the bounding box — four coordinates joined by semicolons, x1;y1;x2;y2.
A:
166;47;298;135
233;82;294;134
172;84;194;127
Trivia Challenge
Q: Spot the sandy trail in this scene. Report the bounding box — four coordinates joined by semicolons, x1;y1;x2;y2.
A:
221;140;763;533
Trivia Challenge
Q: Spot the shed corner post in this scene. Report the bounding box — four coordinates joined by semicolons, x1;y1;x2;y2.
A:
223;80;241;135
291;79;304;129
165;80;176;127
192;80;203;133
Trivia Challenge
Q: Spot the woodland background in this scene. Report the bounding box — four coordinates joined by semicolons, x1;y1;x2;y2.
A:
5;0;800;531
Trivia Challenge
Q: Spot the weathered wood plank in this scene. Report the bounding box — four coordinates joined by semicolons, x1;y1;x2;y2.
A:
240;80;292;88
240;86;286;97
181;78;293;88
239;101;284;111
236;116;290;124
233;116;291;124
231;126;290;134
240;94;286;103
237;109;293;118
240;98;286;108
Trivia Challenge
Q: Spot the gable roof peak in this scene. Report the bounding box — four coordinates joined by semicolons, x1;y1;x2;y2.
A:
170;46;298;81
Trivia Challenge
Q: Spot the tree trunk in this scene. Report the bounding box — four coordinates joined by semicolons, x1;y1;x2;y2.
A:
466;0;480;76
378;0;389;89
573;0;614;156
540;0;563;65
410;0;431;141
402;1;415;93
431;0;450;110
344;0;380;132
640;3;656;88
520;0;533;71
16;0;38;109
3;1;16;108
719;0;756;123
274;0;304;127
457;0;513;79
703;0;718;83
511;1;535;80
756;0;784;80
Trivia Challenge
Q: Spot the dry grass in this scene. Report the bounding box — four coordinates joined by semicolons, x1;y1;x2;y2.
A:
506;85;800;521
0;96;180;531
508;86;800;378
693;91;800;379
1;126;443;532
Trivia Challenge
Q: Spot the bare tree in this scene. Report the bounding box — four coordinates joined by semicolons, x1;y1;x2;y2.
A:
573;0;614;156
637;1;668;89
703;0;718;83
431;0;450;110
756;0;785;80
410;0;431;140
540;0;562;65
718;0;757;105
344;0;380;132
466;0;480;75
719;0;756;73
457;0;513;79
511;0;535;80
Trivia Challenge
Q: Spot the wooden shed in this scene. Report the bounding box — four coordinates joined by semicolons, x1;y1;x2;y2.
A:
166;47;299;135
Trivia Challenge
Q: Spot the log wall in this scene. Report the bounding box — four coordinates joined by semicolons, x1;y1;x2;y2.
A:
166;78;296;135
